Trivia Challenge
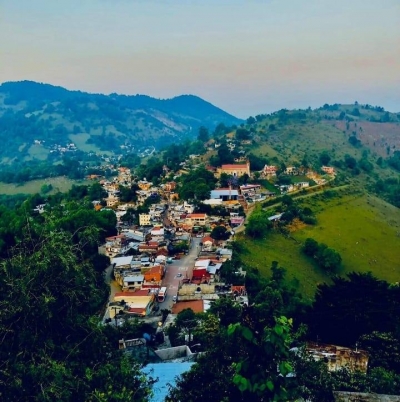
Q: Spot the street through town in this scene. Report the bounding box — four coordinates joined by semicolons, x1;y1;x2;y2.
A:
158;237;202;311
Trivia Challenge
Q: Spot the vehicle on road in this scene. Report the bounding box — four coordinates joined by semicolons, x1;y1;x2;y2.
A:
176;273;183;278
172;295;177;303
166;257;173;264
158;287;167;302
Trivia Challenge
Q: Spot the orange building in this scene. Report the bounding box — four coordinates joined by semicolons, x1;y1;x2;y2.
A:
143;265;164;282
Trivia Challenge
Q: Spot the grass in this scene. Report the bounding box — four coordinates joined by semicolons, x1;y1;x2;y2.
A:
0;177;91;195
295;193;400;282
25;144;49;161
239;193;400;302
68;133;105;154
239;232;326;303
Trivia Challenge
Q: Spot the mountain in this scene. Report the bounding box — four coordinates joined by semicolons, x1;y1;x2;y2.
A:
0;80;242;164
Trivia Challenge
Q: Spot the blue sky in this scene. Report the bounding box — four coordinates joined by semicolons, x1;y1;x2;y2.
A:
1;0;399;117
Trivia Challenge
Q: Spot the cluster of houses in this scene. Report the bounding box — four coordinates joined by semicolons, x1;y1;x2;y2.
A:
89;159;375;402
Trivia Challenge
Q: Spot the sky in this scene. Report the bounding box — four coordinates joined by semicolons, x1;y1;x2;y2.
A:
1;0;399;118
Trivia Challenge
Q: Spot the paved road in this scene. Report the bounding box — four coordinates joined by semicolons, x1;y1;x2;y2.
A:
158;237;202;311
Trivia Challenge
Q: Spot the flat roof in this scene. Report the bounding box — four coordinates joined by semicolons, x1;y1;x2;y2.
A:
171;300;204;314
111;256;133;266
123;275;144;282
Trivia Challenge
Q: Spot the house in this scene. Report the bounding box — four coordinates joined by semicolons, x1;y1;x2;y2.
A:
114;290;155;316
139;214;151;226
111;255;133;270
138;179;152;191
164;181;176;192
106;235;132;257
296;181;310;189
262;165;278;177
305;342;369;373
322;166;335;175
105;195;119;207
138;242;160;254
186;213;207;227
143;265;164;283
216;161;251;178
284;166;297;175
122;274;144;291
210;188;239;201
201;236;214;250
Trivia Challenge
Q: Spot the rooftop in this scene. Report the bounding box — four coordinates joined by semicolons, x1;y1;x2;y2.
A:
172;300;204;314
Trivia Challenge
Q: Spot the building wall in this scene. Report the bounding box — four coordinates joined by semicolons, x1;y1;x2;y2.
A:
139;214;151;226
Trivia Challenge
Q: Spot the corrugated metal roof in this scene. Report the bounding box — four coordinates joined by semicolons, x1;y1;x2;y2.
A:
143;363;194;402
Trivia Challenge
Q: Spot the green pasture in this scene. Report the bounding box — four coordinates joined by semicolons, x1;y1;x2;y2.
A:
68;133;104;154
26;144;49;160
0;177;91;196
239;193;400;301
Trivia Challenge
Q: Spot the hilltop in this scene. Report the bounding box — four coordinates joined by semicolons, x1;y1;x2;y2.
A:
0;80;242;164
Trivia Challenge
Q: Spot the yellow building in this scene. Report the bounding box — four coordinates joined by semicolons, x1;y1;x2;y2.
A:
139;213;151;226
216;161;250;178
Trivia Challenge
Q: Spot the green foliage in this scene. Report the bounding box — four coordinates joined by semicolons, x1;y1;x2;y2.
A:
177;167;216;201
308;272;400;346
0;227;151;401
302;238;341;272
210;225;231;241
319;151;331;165
197;126;209;142
246;207;272;238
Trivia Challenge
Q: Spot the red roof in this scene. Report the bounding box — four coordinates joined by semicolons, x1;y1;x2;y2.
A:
188;213;206;218
139;244;158;249
146;265;163;275
202;236;213;243
172;300;204;314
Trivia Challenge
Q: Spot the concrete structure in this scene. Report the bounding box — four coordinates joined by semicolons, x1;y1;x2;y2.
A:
306;342;369;373
186;213;207;227
322;166;335;175
262;165;278;176
216;161;250;178
122;275;144;291
210;188;239;201
114;290;155;316
139;213;151;226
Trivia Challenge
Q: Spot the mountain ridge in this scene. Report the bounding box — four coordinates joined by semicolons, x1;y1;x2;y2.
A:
0;80;242;163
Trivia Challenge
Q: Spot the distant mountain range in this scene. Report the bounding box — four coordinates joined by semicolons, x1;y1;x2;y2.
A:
0;80;242;163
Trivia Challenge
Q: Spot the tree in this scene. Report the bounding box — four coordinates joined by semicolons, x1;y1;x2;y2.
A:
318;246;342;272
197;126;209;142
307;272;398;346
344;155;357;169
0;227;152;401
246;208;272;239
319;151;331;166
303;238;319;257
246;116;256;125
236;128;251;141
210;225;231;241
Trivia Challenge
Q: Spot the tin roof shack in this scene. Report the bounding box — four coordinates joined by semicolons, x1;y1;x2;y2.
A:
306;342;369;373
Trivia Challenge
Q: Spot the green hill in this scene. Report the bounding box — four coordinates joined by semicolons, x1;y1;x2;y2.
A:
0;80;242;163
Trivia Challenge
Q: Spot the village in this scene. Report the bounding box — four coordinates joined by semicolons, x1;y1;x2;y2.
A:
74;157;373;399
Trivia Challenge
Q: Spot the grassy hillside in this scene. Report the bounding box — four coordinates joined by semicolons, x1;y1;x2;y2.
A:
239;189;400;301
0;80;242;164
0;177;91;195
